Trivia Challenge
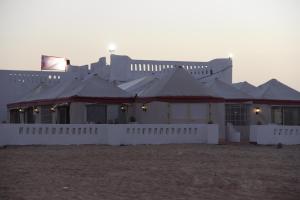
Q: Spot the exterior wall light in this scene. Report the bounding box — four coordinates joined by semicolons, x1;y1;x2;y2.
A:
33;107;39;113
120;105;127;112
18;108;24;112
141;104;147;112
50;106;56;112
255;107;261;115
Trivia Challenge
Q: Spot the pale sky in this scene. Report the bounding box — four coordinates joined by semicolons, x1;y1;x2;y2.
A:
0;0;300;90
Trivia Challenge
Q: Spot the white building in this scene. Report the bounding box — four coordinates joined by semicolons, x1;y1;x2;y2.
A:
0;54;232;123
1;54;300;143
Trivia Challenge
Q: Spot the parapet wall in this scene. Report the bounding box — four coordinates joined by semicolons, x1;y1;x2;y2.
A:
110;54;232;83
0;123;219;146
250;125;300;144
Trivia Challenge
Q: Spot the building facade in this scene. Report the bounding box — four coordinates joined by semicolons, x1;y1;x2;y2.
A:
0;54;232;123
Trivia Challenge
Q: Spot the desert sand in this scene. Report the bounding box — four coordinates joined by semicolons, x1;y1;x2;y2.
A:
0;144;299;200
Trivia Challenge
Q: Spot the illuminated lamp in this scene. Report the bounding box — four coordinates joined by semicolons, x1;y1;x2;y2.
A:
33;107;39;113
50;106;56;112
255;107;261;115
18;108;24;112
120;105;127;112
141;104;147;112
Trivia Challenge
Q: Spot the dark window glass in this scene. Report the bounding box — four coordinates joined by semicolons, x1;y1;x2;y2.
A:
225;104;249;126
41;105;52;124
57;106;70;124
25;107;34;124
10;109;20;123
271;106;300;125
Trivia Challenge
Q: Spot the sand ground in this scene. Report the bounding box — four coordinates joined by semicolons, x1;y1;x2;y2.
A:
0;144;300;200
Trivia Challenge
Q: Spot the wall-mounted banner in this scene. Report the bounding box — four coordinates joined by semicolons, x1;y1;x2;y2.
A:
41;55;69;71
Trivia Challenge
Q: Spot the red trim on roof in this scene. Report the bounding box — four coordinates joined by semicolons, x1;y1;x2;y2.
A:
136;96;225;103
253;99;300;105
70;96;134;104
7;96;300;109
225;99;300;105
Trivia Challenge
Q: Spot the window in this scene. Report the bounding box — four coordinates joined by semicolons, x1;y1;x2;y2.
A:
41;105;52;123
25;107;34;124
10;109;20;123
271;106;282;125
86;104;125;124
107;105;126;124
225;104;249;125
271;106;300;125
57;106;70;124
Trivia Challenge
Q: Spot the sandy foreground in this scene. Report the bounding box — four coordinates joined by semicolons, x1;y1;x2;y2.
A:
0;144;299;200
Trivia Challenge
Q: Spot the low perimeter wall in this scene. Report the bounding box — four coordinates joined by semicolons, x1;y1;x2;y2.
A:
250;125;300;145
0;124;219;146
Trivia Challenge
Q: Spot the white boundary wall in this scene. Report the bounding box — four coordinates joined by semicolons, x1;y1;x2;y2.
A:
250;125;300;145
0;124;219;146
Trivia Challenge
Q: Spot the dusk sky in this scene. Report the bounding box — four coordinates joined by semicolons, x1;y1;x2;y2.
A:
0;0;299;90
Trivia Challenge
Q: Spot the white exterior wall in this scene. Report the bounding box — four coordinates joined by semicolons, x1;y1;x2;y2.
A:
249;104;271;125
90;57;110;80
0;124;219;146
250;125;300;145
109;55;232;84
135;102;169;123
0;124;108;146
134;102;225;141
169;103;209;124
135;102;213;124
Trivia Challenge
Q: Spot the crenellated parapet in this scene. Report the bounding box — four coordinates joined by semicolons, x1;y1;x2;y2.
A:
108;54;232;83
